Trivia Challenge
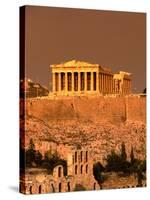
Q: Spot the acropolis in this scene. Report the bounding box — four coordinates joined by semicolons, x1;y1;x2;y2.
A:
20;59;146;194
50;60;131;96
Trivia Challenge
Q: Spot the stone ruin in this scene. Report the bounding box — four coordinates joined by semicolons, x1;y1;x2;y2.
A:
20;140;146;194
20;147;99;194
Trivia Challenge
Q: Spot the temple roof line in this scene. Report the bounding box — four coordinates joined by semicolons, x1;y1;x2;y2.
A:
51;59;112;72
50;60;131;75
51;59;99;67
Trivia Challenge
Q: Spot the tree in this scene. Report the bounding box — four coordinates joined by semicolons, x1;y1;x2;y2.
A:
74;184;86;191
120;142;127;162
106;143;130;173
128;147;145;186
93;162;105;189
25;139;36;167
44;149;53;161
132;159;145;187
119;142;131;173
137;169;143;187
128;147;144;174
130;146;135;165
105;150;121;172
137;160;146;186
143;88;146;94
141;160;146;172
29;138;35;150
105;143;146;187
42;150;67;175
34;151;42;167
20;145;25;169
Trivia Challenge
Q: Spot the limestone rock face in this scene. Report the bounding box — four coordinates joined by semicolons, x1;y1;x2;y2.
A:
26;96;146;124
21;96;146;194
22;96;146;163
23;116;146;164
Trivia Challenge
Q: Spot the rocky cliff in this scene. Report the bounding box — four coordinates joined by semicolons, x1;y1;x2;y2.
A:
26;96;146;124
22;96;146;163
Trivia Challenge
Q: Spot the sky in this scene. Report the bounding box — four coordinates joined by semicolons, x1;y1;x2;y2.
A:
23;5;146;92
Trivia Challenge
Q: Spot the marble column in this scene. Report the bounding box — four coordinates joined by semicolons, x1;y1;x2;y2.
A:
72;72;74;93
100;73;102;92
65;72;68;93
124;80;126;94
58;72;61;92
121;80;123;94
106;74;108;93
127;80;129;94
106;74;107;93
78;72;81;92
101;74;104;93
110;76;112;94
91;72;94;91
108;75;110;94
113;79;115;94
99;73;101;92
96;72;99;92
109;75;110;93
109;75;111;94
84;72;87;92
111;76;114;94
52;72;56;92
103;74;105;93
112;79;114;94
129;80;131;93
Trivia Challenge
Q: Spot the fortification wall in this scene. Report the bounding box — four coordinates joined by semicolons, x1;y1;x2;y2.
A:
26;96;146;124
126;96;146;123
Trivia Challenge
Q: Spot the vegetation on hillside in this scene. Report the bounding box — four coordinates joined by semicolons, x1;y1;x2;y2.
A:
93;142;146;188
74;184;86;191
93;162;105;189
20;139;67;175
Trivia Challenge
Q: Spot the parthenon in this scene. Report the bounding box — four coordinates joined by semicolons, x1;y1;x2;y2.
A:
50;60;131;96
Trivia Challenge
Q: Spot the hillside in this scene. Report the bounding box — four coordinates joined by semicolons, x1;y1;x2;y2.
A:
26;96;146;124
22;112;146;163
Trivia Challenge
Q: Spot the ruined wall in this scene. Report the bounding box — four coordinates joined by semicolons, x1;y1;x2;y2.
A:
21;96;146;195
26;96;146;124
126;96;146;123
102;172;146;189
20;170;146;194
21;172;75;194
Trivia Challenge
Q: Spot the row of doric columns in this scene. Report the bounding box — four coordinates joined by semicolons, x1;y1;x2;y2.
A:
99;73;113;94
122;79;131;94
112;79;131;95
52;71;131;95
52;71;99;94
99;73;131;95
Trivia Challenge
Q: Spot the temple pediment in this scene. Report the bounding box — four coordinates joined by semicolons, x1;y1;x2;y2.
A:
52;60;99;67
50;60;131;96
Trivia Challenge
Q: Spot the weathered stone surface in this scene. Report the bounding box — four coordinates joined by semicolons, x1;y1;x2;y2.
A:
20;96;146;194
23;116;146;164
26;96;146;124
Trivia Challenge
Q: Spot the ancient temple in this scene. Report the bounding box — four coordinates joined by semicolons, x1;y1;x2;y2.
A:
50;60;131;96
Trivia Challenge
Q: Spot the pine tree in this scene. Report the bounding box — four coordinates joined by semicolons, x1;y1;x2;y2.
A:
130;146;135;164
120;142;127;162
25;138;36;167
105;150;121;172
93;162;105;189
29;138;35;150
35;151;42;167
